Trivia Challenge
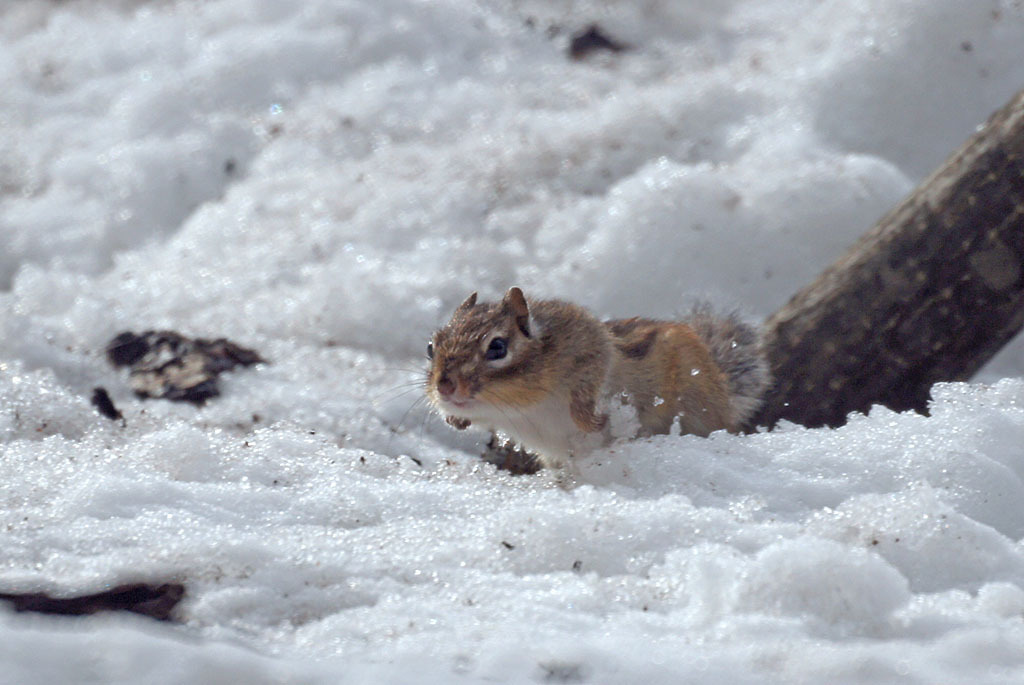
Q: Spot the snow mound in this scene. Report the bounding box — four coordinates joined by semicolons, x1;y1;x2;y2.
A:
3;0;1024;683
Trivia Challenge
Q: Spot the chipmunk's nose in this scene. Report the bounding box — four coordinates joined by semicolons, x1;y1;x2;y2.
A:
438;374;474;402
437;374;456;398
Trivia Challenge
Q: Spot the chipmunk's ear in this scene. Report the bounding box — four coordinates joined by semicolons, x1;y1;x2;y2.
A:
455;291;478;314
503;287;531;338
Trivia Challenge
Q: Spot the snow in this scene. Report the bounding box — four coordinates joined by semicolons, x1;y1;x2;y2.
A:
2;0;1024;682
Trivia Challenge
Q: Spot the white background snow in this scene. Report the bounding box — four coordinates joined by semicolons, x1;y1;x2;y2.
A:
2;0;1024;682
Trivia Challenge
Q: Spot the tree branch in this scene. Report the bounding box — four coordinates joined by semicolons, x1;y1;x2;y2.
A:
754;88;1024;429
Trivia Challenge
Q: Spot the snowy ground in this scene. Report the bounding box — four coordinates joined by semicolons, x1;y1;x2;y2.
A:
3;0;1024;682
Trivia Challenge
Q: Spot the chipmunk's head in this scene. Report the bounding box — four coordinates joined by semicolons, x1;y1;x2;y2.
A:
426;287;550;421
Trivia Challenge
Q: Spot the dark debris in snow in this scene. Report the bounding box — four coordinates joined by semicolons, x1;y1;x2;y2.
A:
106;330;265;404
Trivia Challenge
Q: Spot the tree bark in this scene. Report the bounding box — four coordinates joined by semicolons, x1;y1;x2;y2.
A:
753;88;1024;429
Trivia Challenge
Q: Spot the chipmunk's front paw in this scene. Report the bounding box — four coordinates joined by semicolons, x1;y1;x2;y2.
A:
446;415;472;430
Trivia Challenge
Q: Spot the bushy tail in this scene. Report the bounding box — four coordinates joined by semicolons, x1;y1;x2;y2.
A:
685;303;770;427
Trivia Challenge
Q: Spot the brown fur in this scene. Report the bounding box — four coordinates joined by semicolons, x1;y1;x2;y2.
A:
428;289;612;418
427;288;766;468
607;319;734;436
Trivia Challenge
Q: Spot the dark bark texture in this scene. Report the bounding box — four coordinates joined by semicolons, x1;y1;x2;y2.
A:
754;88;1024;429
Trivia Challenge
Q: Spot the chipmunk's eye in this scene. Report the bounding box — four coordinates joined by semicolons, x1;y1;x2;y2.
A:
485;337;508;361
426;341;434;360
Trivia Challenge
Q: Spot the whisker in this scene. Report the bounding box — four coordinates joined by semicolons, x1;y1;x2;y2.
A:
417;399;441;442
394;395;429;435
383;395;431;456
371;380;428;405
377;364;431;375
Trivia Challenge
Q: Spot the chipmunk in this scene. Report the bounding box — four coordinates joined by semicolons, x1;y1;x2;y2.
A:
426;287;769;470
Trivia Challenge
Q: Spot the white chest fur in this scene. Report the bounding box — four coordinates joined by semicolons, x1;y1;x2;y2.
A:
469;392;608;469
